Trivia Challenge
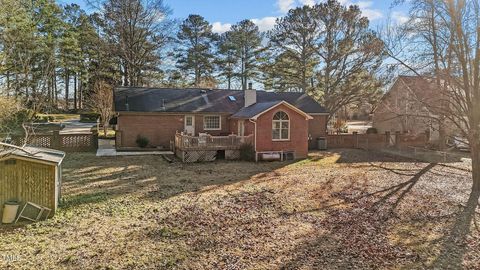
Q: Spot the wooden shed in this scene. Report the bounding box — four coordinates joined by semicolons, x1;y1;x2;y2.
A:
0;146;65;218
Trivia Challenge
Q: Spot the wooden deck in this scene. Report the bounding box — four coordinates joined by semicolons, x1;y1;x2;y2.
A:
174;133;253;151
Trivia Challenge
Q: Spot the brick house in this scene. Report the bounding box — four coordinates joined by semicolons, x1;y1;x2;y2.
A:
372;76;449;142
114;87;328;161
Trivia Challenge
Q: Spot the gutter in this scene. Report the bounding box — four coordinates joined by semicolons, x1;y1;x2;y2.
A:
249;119;257;160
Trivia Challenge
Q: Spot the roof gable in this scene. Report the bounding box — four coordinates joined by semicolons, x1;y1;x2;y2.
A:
232;101;313;120
374;76;440;113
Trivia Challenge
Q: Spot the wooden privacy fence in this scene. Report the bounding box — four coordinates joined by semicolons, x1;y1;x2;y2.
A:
326;132;428;150
9;131;98;152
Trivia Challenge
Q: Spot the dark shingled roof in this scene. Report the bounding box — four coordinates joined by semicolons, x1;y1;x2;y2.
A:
231;101;283;119
114;87;328;114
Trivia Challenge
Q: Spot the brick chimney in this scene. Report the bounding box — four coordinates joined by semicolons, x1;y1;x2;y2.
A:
244;82;256;107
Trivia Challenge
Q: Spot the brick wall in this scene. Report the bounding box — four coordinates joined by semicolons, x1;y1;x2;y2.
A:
308;115;328;149
254;104;309;159
117;114;184;149
117;110;324;156
117;113;232;149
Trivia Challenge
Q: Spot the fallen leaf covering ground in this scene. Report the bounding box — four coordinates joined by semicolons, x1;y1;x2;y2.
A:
0;149;478;269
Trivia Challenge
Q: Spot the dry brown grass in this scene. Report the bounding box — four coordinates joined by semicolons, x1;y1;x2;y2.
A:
0;149;478;269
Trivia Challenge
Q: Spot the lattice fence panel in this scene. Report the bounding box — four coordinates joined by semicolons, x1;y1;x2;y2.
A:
61;134;94;151
183;150;217;163
11;135;52;148
225;150;240;160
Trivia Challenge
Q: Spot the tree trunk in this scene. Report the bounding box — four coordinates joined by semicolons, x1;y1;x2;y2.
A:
103;121;108;138
54;70;58;108
79;79;83;110
74;73;77;111
6;71;10;97
65;71;70;110
471;144;480;191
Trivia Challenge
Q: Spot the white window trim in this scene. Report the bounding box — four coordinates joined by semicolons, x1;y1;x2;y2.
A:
272;111;290;141
203;115;222;131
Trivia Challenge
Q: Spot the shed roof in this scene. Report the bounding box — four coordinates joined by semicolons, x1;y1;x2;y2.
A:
0;145;65;165
114;87;328;114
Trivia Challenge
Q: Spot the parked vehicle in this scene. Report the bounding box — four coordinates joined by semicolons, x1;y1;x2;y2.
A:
448;136;470;152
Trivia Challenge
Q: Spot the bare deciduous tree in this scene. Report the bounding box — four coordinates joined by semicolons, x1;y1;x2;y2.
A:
90;80;113;136
382;2;480;266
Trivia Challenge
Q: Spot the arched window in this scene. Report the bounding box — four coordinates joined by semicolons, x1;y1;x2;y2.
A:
272;111;289;140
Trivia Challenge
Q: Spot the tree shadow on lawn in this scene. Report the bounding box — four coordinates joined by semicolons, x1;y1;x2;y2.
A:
306;149;421;169
432;187;480;269
59;153;292;210
60;149;421;211
279;161;477;269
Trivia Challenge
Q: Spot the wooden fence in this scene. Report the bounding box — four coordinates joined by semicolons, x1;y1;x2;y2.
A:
8;131;98;152
326;132;428;150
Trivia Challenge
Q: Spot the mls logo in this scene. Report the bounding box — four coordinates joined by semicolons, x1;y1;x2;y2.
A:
2;254;21;262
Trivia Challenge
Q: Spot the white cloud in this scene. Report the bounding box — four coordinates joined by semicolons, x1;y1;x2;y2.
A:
392;11;409;24
211;17;277;34
212;22;232;34
361;9;384;21
251;17;278;32
324;0;384;21
298;0;316;6
277;0;295;13
356;1;373;9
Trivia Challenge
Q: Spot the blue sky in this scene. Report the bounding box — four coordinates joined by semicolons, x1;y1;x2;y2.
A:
63;0;410;33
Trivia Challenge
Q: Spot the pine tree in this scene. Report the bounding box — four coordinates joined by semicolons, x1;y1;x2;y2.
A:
101;0;172;86
312;0;384;118
216;31;237;89
266;5;320;92
175;15;217;87
227;20;263;90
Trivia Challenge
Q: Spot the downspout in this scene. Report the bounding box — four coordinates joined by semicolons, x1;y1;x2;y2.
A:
249;119;257;161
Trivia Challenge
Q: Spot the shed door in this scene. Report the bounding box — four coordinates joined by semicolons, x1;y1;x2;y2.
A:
184;115;195;135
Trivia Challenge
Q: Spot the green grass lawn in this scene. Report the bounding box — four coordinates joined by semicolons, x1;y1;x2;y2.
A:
0;149;477;269
36;113;80;122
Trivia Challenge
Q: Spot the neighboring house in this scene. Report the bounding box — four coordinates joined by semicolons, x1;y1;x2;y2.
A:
113;86;328;160
372;76;447;141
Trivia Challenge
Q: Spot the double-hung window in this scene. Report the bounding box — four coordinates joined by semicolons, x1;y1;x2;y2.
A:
204;115;221;130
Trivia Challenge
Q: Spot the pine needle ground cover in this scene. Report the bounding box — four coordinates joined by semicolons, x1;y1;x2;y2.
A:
0;150;477;269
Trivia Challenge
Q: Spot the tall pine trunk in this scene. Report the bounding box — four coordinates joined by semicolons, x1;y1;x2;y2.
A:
65;71;70;111
6;71;10;97
79;79;83;110
74;74;77;111
54;70;58;108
